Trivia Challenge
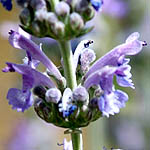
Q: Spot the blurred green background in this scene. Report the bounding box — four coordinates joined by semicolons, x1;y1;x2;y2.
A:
0;0;150;150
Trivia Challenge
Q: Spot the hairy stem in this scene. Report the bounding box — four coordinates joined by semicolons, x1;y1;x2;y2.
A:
71;131;83;150
58;40;83;150
58;40;77;90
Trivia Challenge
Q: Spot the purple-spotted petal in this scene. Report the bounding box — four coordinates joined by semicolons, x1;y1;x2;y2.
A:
7;88;33;112
8;30;62;80
85;32;143;78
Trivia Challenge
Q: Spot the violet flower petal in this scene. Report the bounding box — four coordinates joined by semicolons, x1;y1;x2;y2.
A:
8;30;63;80
84;66;117;90
7;88;33;112
98;90;128;117
3;62;56;88
85;32;143;78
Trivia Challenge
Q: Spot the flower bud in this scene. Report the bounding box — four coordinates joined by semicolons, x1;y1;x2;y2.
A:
45;12;58;25
55;1;70;17
31;21;41;36
80;48;96;73
89;98;98;109
19;8;30;26
45;88;62;103
30;0;46;10
53;21;65;37
73;86;89;102
33;85;46;98
81;6;95;21
35;8;47;21
70;12;84;31
75;0;89;11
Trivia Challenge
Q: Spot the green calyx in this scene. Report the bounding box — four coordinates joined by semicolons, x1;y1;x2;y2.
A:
34;96;101;129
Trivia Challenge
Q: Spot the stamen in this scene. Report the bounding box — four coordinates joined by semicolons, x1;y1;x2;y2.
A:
84;40;93;48
57;143;64;146
142;41;147;46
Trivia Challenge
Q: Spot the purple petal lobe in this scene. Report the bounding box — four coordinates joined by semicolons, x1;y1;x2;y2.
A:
8;30;62;80
7;88;33;112
125;32;140;43
98;90;128;117
116;76;134;89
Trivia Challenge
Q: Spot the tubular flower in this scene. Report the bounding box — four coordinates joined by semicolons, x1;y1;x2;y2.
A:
82;32;144;117
2;30;59;112
3;31;144;127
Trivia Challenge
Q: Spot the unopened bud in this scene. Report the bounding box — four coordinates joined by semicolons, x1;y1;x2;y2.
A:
45;88;62;103
81;6;95;21
33;85;46;98
55;1;70;17
30;0;46;10
70;12;84;31
89;98;98;109
73;86;89;102
53;21;65;37
45;12;58;25
80;48;96;73
19;8;30;26
35;8;47;21
31;21;41;35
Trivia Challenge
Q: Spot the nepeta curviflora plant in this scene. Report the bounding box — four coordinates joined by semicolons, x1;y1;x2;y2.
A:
1;0;147;149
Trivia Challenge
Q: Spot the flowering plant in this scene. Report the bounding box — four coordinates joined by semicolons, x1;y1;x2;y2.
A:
1;0;146;149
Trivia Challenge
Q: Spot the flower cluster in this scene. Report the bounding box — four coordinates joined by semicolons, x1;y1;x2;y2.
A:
14;0;103;39
3;31;144;128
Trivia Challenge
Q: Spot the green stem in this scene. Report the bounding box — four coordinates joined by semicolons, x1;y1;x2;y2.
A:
58;40;83;150
71;130;83;150
48;0;59;11
58;40;77;90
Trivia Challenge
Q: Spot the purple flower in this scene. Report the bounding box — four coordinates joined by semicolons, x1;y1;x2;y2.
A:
0;0;12;11
3;62;56;112
2;30;61;111
85;32;143;87
8;30;63;81
82;32;144;117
